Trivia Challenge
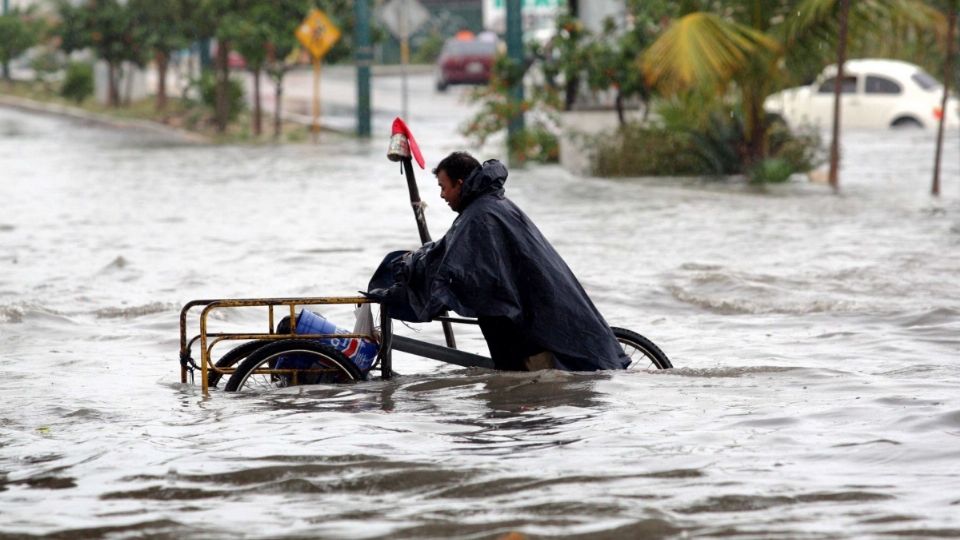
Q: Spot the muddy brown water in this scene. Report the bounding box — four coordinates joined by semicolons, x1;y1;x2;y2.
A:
1;107;959;538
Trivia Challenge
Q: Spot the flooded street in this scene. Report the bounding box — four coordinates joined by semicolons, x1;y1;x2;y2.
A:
1;105;959;539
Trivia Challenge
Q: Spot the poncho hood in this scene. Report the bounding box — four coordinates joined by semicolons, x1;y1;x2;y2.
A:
458;159;507;211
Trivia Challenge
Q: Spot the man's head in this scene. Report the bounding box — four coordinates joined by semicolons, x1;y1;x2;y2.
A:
433;151;480;212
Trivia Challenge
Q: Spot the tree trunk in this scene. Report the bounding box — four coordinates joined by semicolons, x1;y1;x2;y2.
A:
564;75;579;111
828;0;850;193
615;89;625;127
215;42;230;133
742;84;766;167
932;5;956;197
107;61;119;107
252;69;262;136
123;63;133;106
273;72;284;139
156;50;169;112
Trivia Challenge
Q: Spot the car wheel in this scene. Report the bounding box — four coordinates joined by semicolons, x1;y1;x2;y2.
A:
436;79;448;92
891;116;924;129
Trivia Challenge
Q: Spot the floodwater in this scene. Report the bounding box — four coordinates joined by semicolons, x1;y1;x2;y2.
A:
1;106;959;539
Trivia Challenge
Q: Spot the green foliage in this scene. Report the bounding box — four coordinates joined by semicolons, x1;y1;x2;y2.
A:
219;12;270;71
592;95;823;181
126;0;194;56
192;71;246;122
591;125;703;177
749;157;794;184
30;48;63;90
60;62;94;103
0;9;42;73
462;55;561;164
412;32;445;64
53;0;147;67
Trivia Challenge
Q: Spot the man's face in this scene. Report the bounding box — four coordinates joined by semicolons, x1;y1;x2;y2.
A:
437;170;464;212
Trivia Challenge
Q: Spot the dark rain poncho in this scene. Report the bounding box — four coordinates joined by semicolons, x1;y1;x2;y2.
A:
368;160;628;371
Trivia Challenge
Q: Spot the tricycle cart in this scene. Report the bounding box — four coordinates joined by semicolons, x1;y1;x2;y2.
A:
178;295;672;395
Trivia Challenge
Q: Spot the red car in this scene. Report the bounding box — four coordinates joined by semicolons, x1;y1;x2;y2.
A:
435;38;498;91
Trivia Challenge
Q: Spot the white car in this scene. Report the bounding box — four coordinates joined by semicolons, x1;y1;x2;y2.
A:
764;59;959;130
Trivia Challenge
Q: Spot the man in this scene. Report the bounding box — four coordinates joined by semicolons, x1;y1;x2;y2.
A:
367;152;628;371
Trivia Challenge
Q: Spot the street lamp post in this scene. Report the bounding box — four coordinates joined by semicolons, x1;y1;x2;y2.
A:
506;0;524;166
2;0;10;80
355;0;372;137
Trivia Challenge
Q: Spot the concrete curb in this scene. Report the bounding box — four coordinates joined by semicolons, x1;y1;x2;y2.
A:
0;93;211;144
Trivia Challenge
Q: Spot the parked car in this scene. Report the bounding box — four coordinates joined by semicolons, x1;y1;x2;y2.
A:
764;59;959;130
435;37;498;92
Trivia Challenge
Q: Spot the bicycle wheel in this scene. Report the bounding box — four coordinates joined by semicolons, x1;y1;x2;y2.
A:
611;327;672;370
208;339;271;388
224;340;362;392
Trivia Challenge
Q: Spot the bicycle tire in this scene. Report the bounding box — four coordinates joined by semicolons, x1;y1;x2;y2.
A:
224;340;362;392
208;339;271;388
611;327;672;370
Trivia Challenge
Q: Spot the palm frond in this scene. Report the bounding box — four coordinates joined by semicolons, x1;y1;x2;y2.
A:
642;12;780;94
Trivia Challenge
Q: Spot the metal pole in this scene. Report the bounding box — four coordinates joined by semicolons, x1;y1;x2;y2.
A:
505;0;525;165
827;0;850;193
2;0;10;80
312;57;321;142
355;0;372;137
400;0;410;121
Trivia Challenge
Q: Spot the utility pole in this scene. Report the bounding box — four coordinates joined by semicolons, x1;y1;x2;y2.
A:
827;0;850;193
355;0;372;137
506;0;524;166
2;0;10;81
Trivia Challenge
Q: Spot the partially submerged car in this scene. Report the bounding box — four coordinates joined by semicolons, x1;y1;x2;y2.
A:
765;59;959;130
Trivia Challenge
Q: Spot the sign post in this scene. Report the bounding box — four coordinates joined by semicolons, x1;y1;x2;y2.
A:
355;0;372;137
295;9;341;142
378;0;430;122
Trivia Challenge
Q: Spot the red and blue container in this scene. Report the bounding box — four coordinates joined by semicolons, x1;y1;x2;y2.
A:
288;309;379;372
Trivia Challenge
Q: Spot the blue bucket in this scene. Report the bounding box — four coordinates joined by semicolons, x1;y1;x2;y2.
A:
281;309;380;373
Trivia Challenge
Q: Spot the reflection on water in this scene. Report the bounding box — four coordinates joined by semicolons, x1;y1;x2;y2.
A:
1;107;960;537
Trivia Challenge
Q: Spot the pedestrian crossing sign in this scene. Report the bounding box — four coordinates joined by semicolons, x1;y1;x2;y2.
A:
296;9;341;60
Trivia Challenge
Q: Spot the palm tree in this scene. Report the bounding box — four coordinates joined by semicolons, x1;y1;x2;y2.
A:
642;0;941;179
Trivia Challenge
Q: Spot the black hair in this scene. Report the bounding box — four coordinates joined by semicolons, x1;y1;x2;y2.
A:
433;151;480;182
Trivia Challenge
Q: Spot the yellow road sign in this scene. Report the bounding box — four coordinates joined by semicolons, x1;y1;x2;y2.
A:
295;9;341;60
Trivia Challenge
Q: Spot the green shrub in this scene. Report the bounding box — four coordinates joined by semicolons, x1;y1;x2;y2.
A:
60;62;94;104
749;157;794;183
191;71;246;122
591;97;824;181
592;124;705;177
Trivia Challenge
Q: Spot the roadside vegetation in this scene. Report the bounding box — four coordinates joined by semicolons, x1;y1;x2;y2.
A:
464;0;952;184
1;0;957;186
0;0;359;142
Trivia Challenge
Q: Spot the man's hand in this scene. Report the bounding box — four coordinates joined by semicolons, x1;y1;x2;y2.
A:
360;288;390;302
360;284;404;303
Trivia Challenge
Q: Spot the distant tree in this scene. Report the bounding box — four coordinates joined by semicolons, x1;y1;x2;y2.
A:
127;0;194;112
260;0;313;138
195;0;248;132
0;8;42;81
53;0;147;107
219;10;269;135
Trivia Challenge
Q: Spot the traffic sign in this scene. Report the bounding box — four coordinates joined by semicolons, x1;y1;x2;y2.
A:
378;0;431;39
295;8;341;60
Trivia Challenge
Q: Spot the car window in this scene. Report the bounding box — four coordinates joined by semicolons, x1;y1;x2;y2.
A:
444;40;497;56
865;75;901;95
818;75;857;94
911;71;940;91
